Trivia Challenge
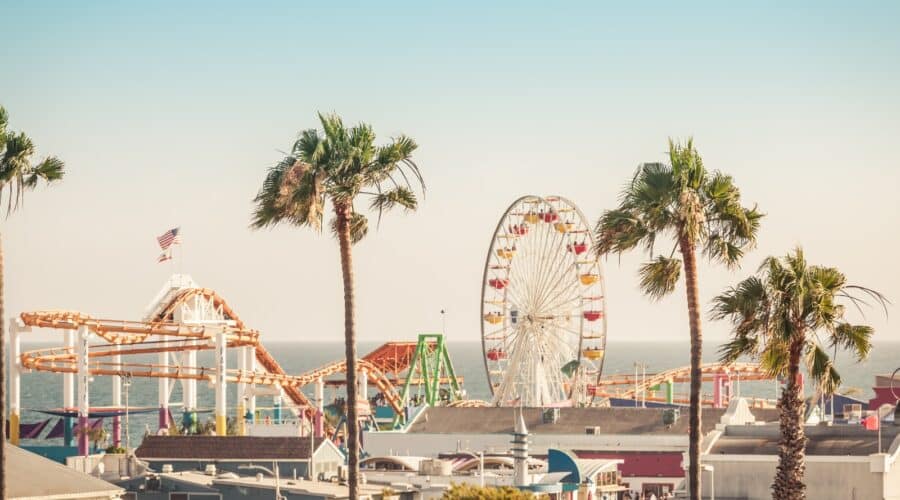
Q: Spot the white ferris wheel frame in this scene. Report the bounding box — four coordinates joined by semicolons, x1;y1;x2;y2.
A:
480;195;608;407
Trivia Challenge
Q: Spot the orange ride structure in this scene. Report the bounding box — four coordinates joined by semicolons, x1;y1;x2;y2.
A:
8;275;462;456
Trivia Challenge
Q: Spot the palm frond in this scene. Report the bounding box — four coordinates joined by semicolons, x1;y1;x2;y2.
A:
807;343;841;394
25;156;65;186
0;114;65;216
330;211;369;245
703;233;744;268
594;208;649;256
718;333;759;363
369;187;417;226
830;322;873;361
638;256;681;300
0;106;8;139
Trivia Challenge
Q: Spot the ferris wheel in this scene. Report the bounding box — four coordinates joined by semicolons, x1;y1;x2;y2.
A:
480;195;607;407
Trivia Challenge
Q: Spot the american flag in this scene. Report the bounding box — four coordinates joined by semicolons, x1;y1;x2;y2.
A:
157;249;173;263
156;227;181;250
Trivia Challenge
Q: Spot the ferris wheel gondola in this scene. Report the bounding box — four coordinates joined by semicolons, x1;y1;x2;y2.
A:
480;195;608;407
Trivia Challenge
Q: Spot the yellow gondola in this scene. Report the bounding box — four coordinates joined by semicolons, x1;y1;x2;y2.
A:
483;313;504;325
583;348;605;360
554;222;574;233
524;212;540;224
580;274;600;285
496;248;516;259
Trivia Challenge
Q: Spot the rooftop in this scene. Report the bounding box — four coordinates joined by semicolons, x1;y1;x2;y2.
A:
6;444;123;500
157;471;385;499
710;424;900;456
407;406;730;435
136;436;326;460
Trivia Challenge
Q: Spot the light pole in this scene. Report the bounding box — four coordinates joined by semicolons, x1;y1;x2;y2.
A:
702;464;715;500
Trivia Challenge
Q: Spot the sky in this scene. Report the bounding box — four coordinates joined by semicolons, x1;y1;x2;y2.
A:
2;1;898;347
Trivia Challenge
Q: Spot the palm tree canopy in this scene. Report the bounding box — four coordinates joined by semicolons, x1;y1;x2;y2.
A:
595;138;762;298
251;113;423;242
713;247;888;393
0;106;65;215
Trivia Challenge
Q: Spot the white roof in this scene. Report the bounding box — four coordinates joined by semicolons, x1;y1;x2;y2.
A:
7;445;123;500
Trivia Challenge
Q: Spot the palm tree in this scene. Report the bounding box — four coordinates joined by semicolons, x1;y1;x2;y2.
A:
0;105;65;497
713;247;887;500
595;139;761;500
251;113;423;499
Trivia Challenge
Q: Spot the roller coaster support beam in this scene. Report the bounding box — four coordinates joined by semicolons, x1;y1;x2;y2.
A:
76;326;91;456
63;329;75;447
112;345;122;447
158;336;170;430
665;378;674;405
8;319;23;446
273;396;282;423
183;346;198;430
315;377;324;438
246;347;256;421
715;372;734;408
215;327;227;436
360;367;368;402
393;333;462;427
237;345;247;436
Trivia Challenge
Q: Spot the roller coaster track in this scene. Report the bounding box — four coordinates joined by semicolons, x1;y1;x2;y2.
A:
591;361;773;399
18;287;406;424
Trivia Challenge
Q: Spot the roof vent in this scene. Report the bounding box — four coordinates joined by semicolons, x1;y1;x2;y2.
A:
663;408;680;427
161;464;174;474
542;408;560;424
204;464;217;476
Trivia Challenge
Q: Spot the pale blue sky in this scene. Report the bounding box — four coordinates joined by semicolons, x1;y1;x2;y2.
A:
2;1;898;346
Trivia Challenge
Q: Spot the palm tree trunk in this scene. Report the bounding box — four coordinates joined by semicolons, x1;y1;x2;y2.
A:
0;231;6;500
772;337;807;500
335;204;359;500
679;236;702;500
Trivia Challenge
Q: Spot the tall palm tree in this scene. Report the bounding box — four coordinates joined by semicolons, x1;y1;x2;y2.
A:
0;105;65;497
251;113;423;499
595;139;761;500
713;247;887;500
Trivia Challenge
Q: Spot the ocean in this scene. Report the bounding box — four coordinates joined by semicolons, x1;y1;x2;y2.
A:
12;339;900;447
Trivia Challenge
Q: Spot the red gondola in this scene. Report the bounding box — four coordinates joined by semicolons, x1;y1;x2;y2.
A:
489;278;510;290
487;348;507;361
567;242;588;255
510;224;529;236
543;212;559;223
583;310;603;322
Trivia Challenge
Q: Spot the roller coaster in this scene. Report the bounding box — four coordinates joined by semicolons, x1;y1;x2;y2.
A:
8;275;463;453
